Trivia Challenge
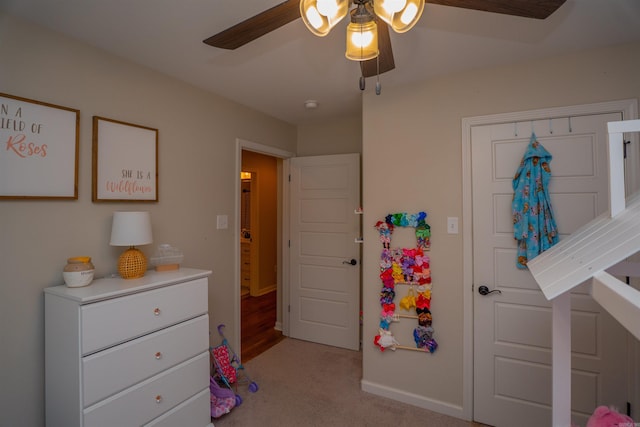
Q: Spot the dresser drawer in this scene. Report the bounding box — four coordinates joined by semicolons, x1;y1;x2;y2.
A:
81;278;208;355
82;314;209;407
144;388;210;427
83;351;209;427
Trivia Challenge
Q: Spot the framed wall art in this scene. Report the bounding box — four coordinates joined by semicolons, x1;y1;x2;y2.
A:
0;93;79;199
92;116;158;202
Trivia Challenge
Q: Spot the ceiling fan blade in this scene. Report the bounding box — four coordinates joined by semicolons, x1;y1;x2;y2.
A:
360;21;395;78
204;0;301;49
427;0;566;19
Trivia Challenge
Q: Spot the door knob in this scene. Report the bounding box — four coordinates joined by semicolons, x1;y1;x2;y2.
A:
478;285;501;296
342;259;357;266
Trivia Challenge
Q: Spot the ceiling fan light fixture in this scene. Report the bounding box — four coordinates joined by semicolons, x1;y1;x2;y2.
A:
300;0;349;36
382;0;408;13
372;0;403;24
373;0;424;33
316;0;340;17
345;20;378;61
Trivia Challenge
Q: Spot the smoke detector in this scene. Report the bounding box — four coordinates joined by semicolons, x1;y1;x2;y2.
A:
304;100;318;109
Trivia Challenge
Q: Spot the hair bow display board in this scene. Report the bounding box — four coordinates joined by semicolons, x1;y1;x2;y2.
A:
374;212;437;354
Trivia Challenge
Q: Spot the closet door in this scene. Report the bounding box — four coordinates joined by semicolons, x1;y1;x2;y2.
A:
472;113;631;427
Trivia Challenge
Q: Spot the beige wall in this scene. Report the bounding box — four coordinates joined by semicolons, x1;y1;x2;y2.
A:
0;14;296;427
361;42;640;417
297;113;362;156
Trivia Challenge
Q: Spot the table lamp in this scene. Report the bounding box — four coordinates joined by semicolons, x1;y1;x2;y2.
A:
110;211;153;279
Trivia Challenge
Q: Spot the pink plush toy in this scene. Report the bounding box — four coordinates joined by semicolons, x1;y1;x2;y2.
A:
585;406;635;427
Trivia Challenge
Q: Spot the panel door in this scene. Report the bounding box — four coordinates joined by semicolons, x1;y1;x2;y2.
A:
289;153;361;351
472;113;630;426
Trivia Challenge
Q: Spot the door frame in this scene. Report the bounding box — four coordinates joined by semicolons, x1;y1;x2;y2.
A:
461;99;639;421
234;138;294;354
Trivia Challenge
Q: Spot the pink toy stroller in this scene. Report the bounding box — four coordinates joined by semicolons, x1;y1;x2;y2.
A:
210;324;258;410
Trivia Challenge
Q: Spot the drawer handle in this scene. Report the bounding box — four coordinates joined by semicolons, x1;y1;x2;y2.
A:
153;307;161;316
155;395;163;404
155;351;162;360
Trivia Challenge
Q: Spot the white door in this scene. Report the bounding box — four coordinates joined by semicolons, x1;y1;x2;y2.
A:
472;113;630;426
289;153;361;351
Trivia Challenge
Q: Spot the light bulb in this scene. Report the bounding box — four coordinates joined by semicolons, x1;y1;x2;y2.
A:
351;30;374;48
382;0;407;14
316;0;339;17
400;3;419;25
305;6;324;29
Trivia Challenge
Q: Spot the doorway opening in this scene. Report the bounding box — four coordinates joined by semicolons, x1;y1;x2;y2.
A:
239;149;286;362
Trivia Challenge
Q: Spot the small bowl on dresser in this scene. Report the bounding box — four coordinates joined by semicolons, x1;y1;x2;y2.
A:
63;270;95;288
63;257;96;288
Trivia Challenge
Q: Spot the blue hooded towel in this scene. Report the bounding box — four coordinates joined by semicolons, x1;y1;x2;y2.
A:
512;133;559;269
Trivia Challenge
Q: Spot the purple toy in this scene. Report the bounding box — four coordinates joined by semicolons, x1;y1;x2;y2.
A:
210;376;237;418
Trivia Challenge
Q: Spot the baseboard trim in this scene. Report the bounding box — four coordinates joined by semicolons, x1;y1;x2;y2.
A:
360;379;468;421
250;284;277;297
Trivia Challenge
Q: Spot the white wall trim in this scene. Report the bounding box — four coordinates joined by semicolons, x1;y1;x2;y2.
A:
361;379;466;421
234;138;294;353
460;98;638;422
239;139;295;159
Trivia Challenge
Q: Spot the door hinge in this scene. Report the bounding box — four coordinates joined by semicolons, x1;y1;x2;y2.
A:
288;174;291;182
627;401;631;417
288;305;290;313
624;140;631;159
288;240;290;248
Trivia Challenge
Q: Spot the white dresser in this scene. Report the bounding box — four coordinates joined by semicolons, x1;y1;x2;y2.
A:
44;268;214;427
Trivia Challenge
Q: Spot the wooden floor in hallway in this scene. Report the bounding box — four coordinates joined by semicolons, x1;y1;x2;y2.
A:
240;290;285;363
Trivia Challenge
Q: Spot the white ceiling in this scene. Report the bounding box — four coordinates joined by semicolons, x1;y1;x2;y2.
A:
2;0;640;125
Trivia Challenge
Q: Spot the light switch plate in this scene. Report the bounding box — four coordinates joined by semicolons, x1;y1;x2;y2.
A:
216;214;228;229
447;217;459;234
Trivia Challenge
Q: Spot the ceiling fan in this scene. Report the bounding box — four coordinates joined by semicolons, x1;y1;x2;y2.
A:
203;0;566;79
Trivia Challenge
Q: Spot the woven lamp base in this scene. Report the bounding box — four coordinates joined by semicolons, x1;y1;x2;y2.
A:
118;247;148;279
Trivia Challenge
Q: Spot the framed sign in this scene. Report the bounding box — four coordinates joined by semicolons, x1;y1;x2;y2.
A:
0;93;79;199
92;116;158;202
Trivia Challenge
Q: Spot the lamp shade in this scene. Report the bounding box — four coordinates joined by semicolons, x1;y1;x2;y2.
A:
345;20;378;61
110;211;153;246
373;0;424;33
300;0;348;36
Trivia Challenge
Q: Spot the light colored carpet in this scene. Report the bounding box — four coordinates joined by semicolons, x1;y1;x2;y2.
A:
213;338;482;427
